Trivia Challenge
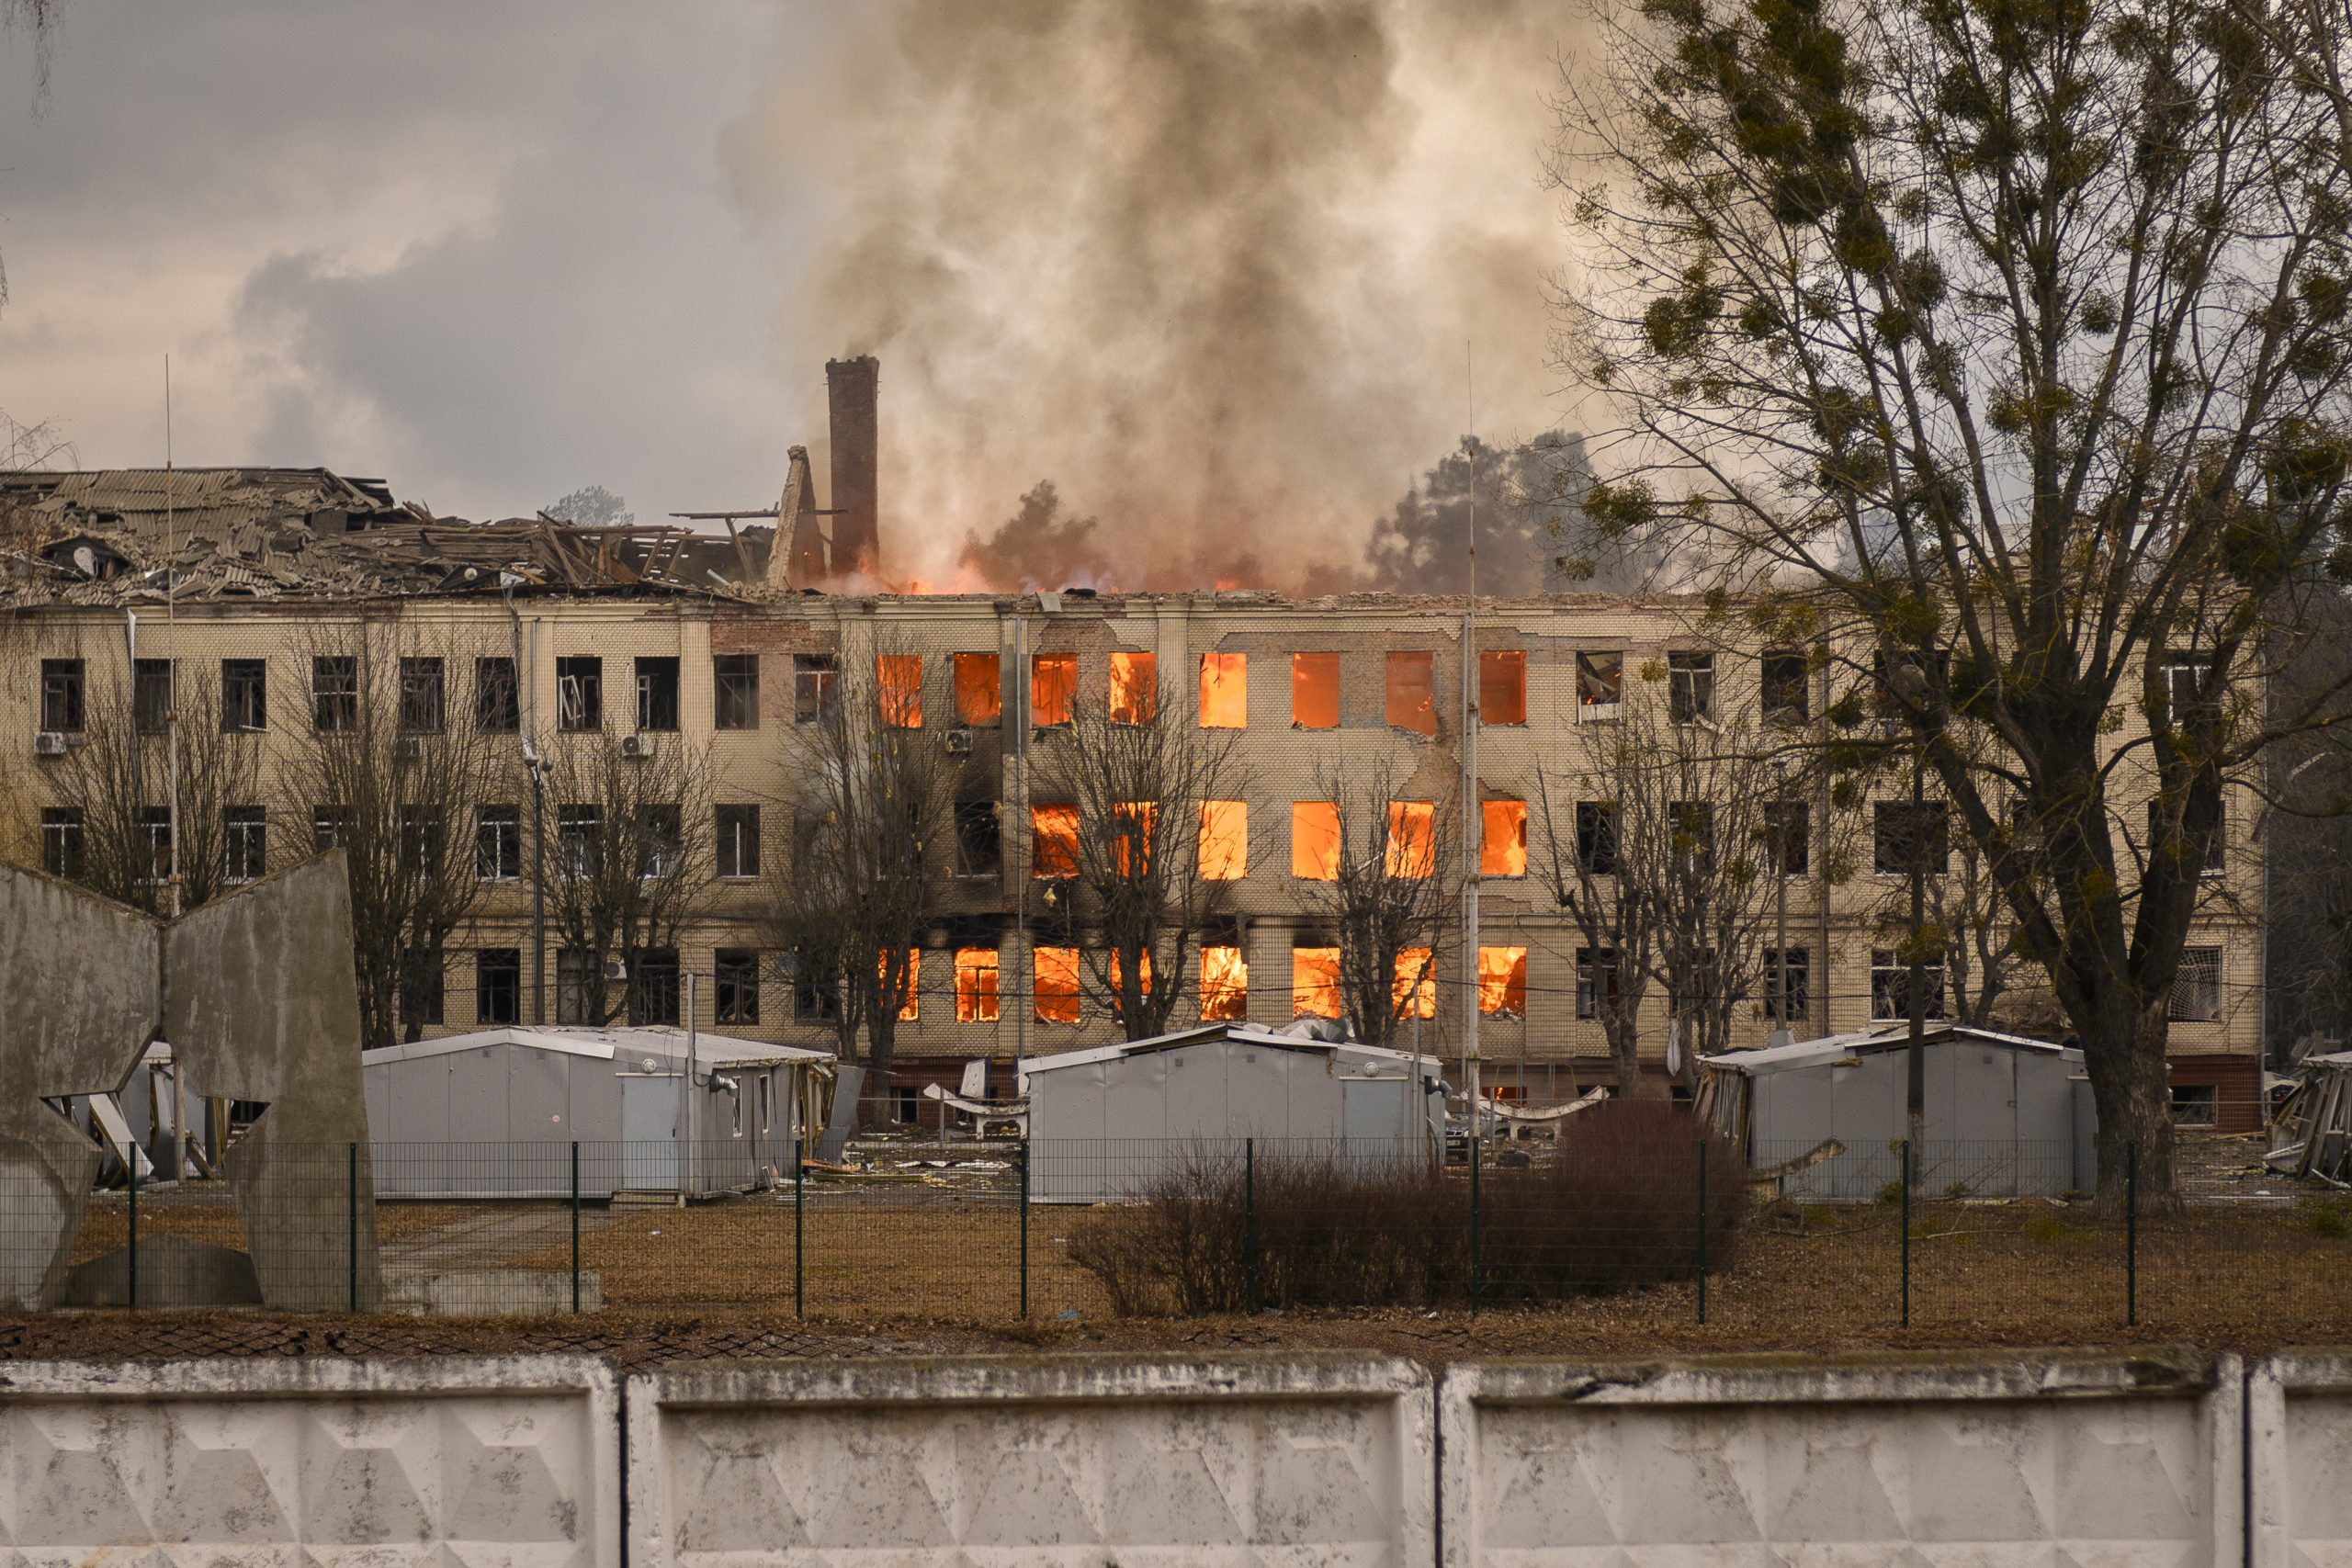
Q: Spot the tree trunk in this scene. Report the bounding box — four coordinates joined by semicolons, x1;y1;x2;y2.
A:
2085;993;2179;1217
864;1011;898;1129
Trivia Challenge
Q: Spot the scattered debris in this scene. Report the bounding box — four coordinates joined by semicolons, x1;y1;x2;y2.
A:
2268;1051;2352;1187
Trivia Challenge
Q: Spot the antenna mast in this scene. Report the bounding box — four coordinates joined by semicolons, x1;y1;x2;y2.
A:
1460;342;1480;1121
164;355;182;921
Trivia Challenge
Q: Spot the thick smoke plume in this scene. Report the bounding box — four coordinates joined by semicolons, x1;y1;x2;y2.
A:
729;0;1585;592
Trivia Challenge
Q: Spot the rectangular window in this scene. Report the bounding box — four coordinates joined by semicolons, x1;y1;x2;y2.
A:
1481;798;1527;877
716;804;761;879
1031;652;1076;727
1292;946;1341;1020
2149;798;2225;875
879;654;922;728
39;659;84;733
956;791;1002;875
954;651;1001;725
1762;649;1809;724
556;656;602;731
2169;946;2222;1021
399;657;446;733
1871;949;1948;1021
399;806;446;877
636;656;681;731
1385;650;1436;735
1482;946;1530;1018
1292;800;1341;880
40;807;84;879
311;656;356;734
311;805;348;852
1576;800;1618;875
1669;651;1714;724
137;806;172;885
475;656;520;733
1874;800;1951;875
556;948;597;1025
475;805;522;882
1479;649;1527;726
716;949;760;1025
1394;947;1436;1021
475;948;521;1026
635;804;682;880
223;658;268;732
713;653;759;730
791;952;840;1022
1291;652;1339;728
1111;800;1157;876
1385;800;1436;878
223;806;266;884
1576;651;1623;716
628;948;682;1027
1199;800;1249;880
1199;651;1247;728
2171;1083;2220;1125
793;653;837;724
1765;799;1810;876
1763;946;1810;1021
1575;946;1619;1020
1200;944;1249;1021
1035;944;1080;1023
2161;654;2214;725
558;805;600;879
1032;803;1080;877
885;949;921;1022
1109;651;1157;724
955;947;1000;1021
133;659;173;734
1671;801;1714;871
401;948;445;1031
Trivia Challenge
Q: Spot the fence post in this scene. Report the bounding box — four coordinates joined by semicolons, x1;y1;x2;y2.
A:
570;1141;582;1314
126;1148;138;1310
1899;1139;1911;1329
347;1142;359;1314
793;1142;805;1319
1244;1138;1257;1316
1018;1139;1031;1320
1469;1134;1482;1320
2126;1138;2139;1328
1696;1138;1708;1326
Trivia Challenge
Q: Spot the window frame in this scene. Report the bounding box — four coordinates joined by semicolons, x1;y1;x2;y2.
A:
556;656;603;732
712;653;760;731
310;656;356;735
716;803;762;881
39;658;85;734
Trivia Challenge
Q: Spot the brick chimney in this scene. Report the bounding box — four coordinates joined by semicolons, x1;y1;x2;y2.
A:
826;355;880;578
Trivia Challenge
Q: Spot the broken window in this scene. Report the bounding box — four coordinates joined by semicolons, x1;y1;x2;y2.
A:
1573;947;1615;1020
1668;651;1714;724
556;948;598;1025
1763;947;1809;1021
1109;651;1158;724
220;659;269;732
1481;798;1528;877
476;805;522;882
1871;949;1948;1021
955;947;1001;1021
1031;652;1076;727
2149;797;2225;875
1292;800;1341;880
1199;651;1247;728
955;787;1002;876
133;659;174;734
954;651;1002;725
793;654;836;724
1107;946;1153;1001
475;656;520;733
789;951;840;1022
1385;800;1436;878
1035;945;1081;1023
401;947;445;1031
1764;800;1809;877
311;805;349;852
2169;946;2223;1021
311;657;356;734
40;807;84;880
1292;946;1342;1020
223;806;266;884
556;656;602;731
716;804;761;879
1032;803;1080;877
476;948;521;1027
1478;946;1528;1018
1200;944;1249;1021
558;804;600;879
1290;652;1339;728
713;653;759;730
1761;649;1809;724
628;948;682;1027
635;804;683;880
1575;651;1622;716
878;654;922;728
1874;800;1950;875
1575;801;1618;875
1394;946;1436;1021
137;806;172;885
1479;650;1526;726
716;949;760;1025
39;659;84;733
1385;651;1436;735
400;657;446;733
636;657;681;732
1111;800;1157;875
1199;800;1249;880
884;950;921;1022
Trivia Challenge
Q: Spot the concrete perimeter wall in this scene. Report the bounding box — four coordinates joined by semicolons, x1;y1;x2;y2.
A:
6;1348;2350;1565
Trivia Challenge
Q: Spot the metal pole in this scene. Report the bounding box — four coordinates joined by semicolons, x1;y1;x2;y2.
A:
1771;759;1790;1045
684;972;698;1205
348;1141;359;1313
1018;1139;1031;1320
1469;1134;1482;1318
793;1143;805;1319
1907;750;1928;1150
2126;1139;2139;1327
1244;1138;1257;1316
126;1150;138;1310
1899;1139;1912;1328
1462;348;1481;1112
571;1140;582;1314
1696;1138;1708;1325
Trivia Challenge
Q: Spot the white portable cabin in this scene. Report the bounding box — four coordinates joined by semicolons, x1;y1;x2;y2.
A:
363;1026;833;1199
1020;1023;1447;1201
1696;1023;2096;1200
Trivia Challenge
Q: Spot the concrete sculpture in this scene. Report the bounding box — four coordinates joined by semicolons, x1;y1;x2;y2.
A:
0;852;380;1309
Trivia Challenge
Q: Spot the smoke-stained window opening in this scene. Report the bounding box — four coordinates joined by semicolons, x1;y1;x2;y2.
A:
476;948;521;1027
793;654;837;724
715;804;761;880
1669;650;1714;724
1575;651;1622;716
1035;944;1080;1023
628;948;682;1027
1291;800;1340;880
401;657;447;734
223;805;266;884
1198;799;1248;880
476;804;522;882
1761;648;1810;724
1109;651;1157;724
475;656;520;734
40;807;84;880
955;946;1000;1022
954;652;1001;725
1481;797;1528;877
1385;800;1436;878
556;656;602;731
39;659;84;733
1032;652;1077;727
1575;800;1617;875
635;657;681;732
1479;649;1526;726
1763;946;1809;1020
1385;651;1436;735
1200;944;1249;1021
955;779;1002;875
1199;651;1247;728
713;949;759;1025
878;654;923;728
1871;948;1948;1021
713;653;759;730
2170;946;2223;1021
1031;802;1080;877
134;658;174;734
1573;946;1615;1019
1290;652;1339;728
1394;946;1436;1021
311;656;356;734
1292;945;1341;1019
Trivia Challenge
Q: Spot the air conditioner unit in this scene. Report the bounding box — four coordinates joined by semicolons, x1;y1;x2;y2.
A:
944;728;974;754
393;736;425;761
621;733;655;759
32;731;68;758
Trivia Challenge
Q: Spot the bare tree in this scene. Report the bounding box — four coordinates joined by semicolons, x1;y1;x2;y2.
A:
1536;715;1660;1094
1031;671;1250;1038
1296;761;1458;1051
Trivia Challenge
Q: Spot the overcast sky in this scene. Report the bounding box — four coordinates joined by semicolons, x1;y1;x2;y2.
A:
0;2;808;522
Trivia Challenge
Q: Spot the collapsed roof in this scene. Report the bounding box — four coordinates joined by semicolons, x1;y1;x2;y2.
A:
0;468;775;607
